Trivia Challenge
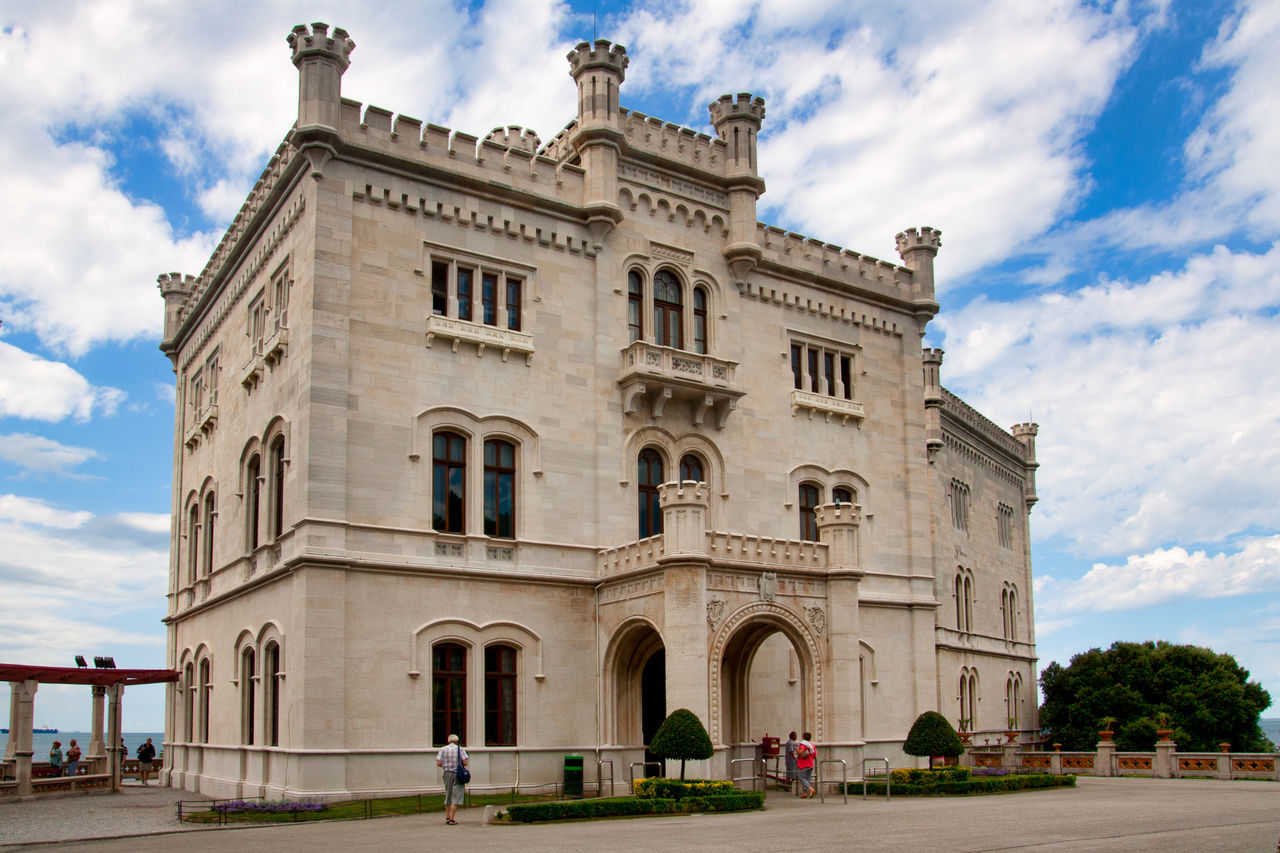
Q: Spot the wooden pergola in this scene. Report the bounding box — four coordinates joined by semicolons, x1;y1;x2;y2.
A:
2;663;178;796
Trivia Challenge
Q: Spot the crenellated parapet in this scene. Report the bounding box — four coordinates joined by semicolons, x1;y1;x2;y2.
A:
288;22;355;138
1011;422;1040;509
157;272;197;354
486;125;541;154
755;225;915;306
896;226;942;313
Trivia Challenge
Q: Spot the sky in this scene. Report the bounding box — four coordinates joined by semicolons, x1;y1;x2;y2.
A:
1;0;1278;733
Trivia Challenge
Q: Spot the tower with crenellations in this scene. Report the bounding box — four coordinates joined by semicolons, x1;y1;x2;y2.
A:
157;22;1042;801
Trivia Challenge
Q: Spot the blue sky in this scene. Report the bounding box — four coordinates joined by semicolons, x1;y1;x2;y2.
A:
1;0;1278;732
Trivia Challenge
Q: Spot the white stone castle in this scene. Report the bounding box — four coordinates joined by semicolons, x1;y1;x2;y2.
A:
159;22;1040;799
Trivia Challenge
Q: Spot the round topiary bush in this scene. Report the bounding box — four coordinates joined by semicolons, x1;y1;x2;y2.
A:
649;708;714;780
903;711;963;759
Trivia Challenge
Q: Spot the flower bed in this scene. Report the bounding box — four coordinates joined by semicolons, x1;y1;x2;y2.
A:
505;791;764;823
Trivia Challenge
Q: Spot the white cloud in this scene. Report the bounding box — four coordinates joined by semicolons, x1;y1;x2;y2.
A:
1037;536;1280;617
0;494;93;528
0;341;124;421
940;243;1280;555
0;433;97;475
614;0;1141;274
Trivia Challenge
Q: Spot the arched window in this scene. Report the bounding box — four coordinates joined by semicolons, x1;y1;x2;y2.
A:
956;569;975;633
959;671;971;731
433;431;467;533
198;658;211;743
964;575;974;633
627;271;644;342
183;662;195;742
799;483;821;541
241;648;255;745
678;453;704;483
955;572;966;631
264;642;281;747
485;644;518;746
692;287;708;354
638;448;664;538
653;270;682;349
1006;674;1020;729
269;436;286;540
832;486;854;505
203;491;216;576
246;454;261;551
433;642;467;746
187;503;200;585
1007;585;1018;640
484;439;516;538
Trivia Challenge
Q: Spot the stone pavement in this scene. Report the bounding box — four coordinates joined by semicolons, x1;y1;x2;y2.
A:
3;777;1280;852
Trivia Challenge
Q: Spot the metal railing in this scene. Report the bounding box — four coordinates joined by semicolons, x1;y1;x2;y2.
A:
817;759;848;804
596;759;614;798
861;757;890;800
729;757;763;792
629;761;662;790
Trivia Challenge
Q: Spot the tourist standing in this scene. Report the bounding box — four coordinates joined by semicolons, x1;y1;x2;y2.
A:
783;731;798;793
48;741;62;775
795;732;816;798
435;733;469;825
64;739;81;777
137;738;157;785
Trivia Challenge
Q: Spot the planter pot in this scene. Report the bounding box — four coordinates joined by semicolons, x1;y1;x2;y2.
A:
1098;730;1115;741
1156;729;1174;743
1005;731;1018;744
1219;742;1231;753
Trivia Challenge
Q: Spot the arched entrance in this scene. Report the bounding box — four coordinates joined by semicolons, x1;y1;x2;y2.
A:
712;604;820;746
604;620;666;751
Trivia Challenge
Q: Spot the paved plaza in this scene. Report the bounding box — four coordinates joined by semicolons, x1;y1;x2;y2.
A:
2;777;1279;851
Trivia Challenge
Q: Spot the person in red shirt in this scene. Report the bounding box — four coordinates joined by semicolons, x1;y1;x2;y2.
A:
795;731;816;798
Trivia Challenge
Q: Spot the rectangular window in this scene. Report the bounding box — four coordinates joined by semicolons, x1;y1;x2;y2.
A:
433;643;466;746
431;262;449;316
484;440;516;538
457;267;473;321
433;432;466;533
249;294;267;354
189;372;205;421
791;340;858;401
482;273;497;325
506;278;522;331
204;351;219;407
271;264;290;331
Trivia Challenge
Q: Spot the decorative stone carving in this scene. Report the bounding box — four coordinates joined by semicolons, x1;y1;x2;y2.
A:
806;606;826;635
758;571;777;601
706;599;725;628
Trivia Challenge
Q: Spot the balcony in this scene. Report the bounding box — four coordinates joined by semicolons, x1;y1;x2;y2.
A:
618;341;745;428
791;389;865;425
183;403;218;450
425;315;535;364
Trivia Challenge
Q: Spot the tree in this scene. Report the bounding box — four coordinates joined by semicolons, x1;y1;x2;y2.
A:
903;711;963;762
648;708;714;781
1039;641;1273;752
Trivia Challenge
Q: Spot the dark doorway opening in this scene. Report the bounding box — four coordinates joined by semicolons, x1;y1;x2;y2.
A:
641;649;666;773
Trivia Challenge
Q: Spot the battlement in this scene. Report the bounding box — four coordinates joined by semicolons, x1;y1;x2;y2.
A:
940;387;1027;461
757;224;915;303
922;347;945;364
486;125;541;154
709;93;766;130
157;272;197;295
287;22;355;71
567;39;629;79
895;226;942;256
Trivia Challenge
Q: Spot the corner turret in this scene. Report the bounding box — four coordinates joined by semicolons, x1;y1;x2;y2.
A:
710;94;767;283
288;22;355;175
566;40;629;247
1011;422;1040;509
922;348;944;459
896;227;942;320
157;272;197;360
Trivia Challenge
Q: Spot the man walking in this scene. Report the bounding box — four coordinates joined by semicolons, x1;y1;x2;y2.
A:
136;738;157;785
435;734;469;825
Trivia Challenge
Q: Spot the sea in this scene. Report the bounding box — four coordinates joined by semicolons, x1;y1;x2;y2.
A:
1261;718;1280;747
5;731;166;760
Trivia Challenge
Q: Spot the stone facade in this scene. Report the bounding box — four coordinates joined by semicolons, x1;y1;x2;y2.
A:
158;23;1040;799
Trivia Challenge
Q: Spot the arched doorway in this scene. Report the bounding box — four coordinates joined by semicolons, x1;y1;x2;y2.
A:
605;620;666;751
713;605;819;747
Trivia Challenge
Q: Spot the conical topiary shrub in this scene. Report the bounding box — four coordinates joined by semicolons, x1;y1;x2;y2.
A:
648;708;714;781
903;711;964;761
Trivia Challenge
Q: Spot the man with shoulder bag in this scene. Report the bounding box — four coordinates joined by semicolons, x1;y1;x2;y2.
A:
435;733;470;825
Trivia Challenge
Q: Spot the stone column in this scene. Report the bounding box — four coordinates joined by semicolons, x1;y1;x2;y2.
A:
1094;735;1115;777
106;683;123;792
89;685;106;759
1153;735;1176;779
9;679;37;797
656;481;711;777
816;503;863;747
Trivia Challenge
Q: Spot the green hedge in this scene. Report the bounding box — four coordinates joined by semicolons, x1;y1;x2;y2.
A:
849;773;1075;797
633;778;736;799
505;791;764;823
888;767;971;785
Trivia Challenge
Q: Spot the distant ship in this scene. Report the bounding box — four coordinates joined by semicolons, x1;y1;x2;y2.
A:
0;727;59;734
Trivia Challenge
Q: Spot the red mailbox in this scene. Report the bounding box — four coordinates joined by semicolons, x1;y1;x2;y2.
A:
761;735;780;757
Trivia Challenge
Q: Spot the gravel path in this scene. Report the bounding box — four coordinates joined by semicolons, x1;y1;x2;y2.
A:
0;783;212;846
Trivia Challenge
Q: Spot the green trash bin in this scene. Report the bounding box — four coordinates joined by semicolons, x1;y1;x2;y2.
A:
563;754;584;797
